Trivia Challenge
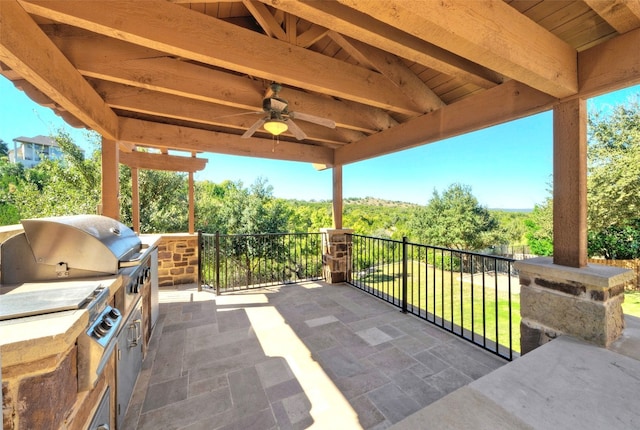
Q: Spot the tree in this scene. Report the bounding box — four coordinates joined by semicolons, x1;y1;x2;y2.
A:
409;183;497;250
0;139;8;157
585;96;640;259
10;131;102;219
588;96;640;230
0;155;23;224
490;210;528;245
120;167;188;233
524;197;553;256
215;178;293;286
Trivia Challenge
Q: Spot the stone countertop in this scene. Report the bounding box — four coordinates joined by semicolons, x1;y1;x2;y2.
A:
0;277;121;369
391;318;640;430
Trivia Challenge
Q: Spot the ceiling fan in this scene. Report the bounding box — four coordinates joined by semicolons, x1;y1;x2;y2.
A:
242;83;336;140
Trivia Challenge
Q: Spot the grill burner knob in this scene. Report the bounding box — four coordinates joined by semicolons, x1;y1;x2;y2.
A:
93;317;114;338
108;308;121;320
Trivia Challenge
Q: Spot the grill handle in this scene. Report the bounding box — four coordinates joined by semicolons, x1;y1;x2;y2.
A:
119;244;150;268
119;254;144;268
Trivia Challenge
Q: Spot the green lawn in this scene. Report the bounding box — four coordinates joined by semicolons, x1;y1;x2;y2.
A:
356;260;520;354
356;261;640;356
623;290;640;317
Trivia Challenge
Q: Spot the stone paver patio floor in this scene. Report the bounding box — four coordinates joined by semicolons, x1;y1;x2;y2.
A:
123;281;507;429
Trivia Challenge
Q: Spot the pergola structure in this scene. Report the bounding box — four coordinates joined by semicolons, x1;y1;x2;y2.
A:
1;2;639;347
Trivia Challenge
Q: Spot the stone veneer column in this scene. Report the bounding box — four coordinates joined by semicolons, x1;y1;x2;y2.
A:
320;228;353;283
515;257;634;354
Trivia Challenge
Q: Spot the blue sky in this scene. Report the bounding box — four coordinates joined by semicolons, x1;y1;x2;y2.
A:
1;77;638;209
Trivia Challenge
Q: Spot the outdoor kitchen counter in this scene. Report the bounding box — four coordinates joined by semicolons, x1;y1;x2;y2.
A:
0;277;123;369
0;234;160;368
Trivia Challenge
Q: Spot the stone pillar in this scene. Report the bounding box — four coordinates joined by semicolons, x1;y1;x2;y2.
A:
515;257;634;354
320;228;353;284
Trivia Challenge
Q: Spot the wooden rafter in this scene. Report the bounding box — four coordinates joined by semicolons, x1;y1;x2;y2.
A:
335;81;557;165
0;1;119;140
20;0;422;115
577;26;640;97
119;150;207;173
242;0;287;41
328;32;445;114
46;31;394;134
334;0;578;98
118;117;334;165
584;0;640;34
94;80;358;147
255;0;503;89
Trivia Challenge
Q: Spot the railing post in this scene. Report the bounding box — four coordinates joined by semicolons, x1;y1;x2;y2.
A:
197;230;202;292
215;231;220;295
402;236;408;313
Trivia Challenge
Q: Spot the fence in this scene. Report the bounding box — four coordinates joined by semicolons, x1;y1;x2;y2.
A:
588;258;640;290
199;232;324;293
348;235;518;361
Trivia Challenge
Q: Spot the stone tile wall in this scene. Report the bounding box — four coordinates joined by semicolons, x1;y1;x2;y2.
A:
320;228;353;284
157;234;198;287
515;257;635;354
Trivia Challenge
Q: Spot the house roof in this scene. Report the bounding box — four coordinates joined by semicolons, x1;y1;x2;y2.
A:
1;1;639;169
13;135;57;147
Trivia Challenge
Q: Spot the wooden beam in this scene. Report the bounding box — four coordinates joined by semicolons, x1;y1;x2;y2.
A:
118;117;334;165
242;0;287;41
553;99;587;268
296;24;329;48
49;32;394;133
577;26;640;98
0;1;118;139
131;167;140;233
93;80;354;147
332;165;343;229
584;0;640;34
100;137;120;219
259;0;502;89
20;0;423;115
119;150;207;173
335;0;578;98
335;81;557;165
328;32;445;114
188;169;195;234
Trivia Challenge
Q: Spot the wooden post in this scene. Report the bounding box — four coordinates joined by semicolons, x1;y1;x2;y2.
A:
131;167;140;233
188;170;195;234
553;98;587;267
332;165;343;229
101;137;119;220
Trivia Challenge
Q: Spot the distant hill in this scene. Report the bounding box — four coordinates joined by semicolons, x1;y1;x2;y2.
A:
344;197;421;208
489;208;533;213
286;196;421;208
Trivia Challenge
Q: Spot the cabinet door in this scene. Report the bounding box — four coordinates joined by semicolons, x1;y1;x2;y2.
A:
116;300;143;428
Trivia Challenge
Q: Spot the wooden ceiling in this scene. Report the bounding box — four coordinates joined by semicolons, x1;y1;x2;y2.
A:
1;0;640;170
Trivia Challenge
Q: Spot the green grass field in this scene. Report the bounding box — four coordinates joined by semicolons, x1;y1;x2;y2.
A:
356;260;520;354
356;261;640;356
623;290;640;317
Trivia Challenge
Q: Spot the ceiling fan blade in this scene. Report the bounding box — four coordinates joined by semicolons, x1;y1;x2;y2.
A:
286;119;307;140
290;111;336;129
242;117;266;138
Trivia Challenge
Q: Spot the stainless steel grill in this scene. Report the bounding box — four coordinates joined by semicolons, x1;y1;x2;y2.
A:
1;214;144;284
0;214;152;395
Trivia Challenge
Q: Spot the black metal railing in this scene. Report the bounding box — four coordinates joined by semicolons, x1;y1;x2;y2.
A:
348;234;518;360
199;232;324;293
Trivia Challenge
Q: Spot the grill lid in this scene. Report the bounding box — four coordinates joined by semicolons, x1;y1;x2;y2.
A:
21;215;142;275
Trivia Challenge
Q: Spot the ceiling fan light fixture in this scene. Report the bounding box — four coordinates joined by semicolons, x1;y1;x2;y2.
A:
263;119;288;136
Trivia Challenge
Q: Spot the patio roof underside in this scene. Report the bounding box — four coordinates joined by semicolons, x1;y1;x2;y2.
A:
1;0;640;170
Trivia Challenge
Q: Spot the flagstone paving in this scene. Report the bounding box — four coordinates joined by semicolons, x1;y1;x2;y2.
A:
123;281;507;429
